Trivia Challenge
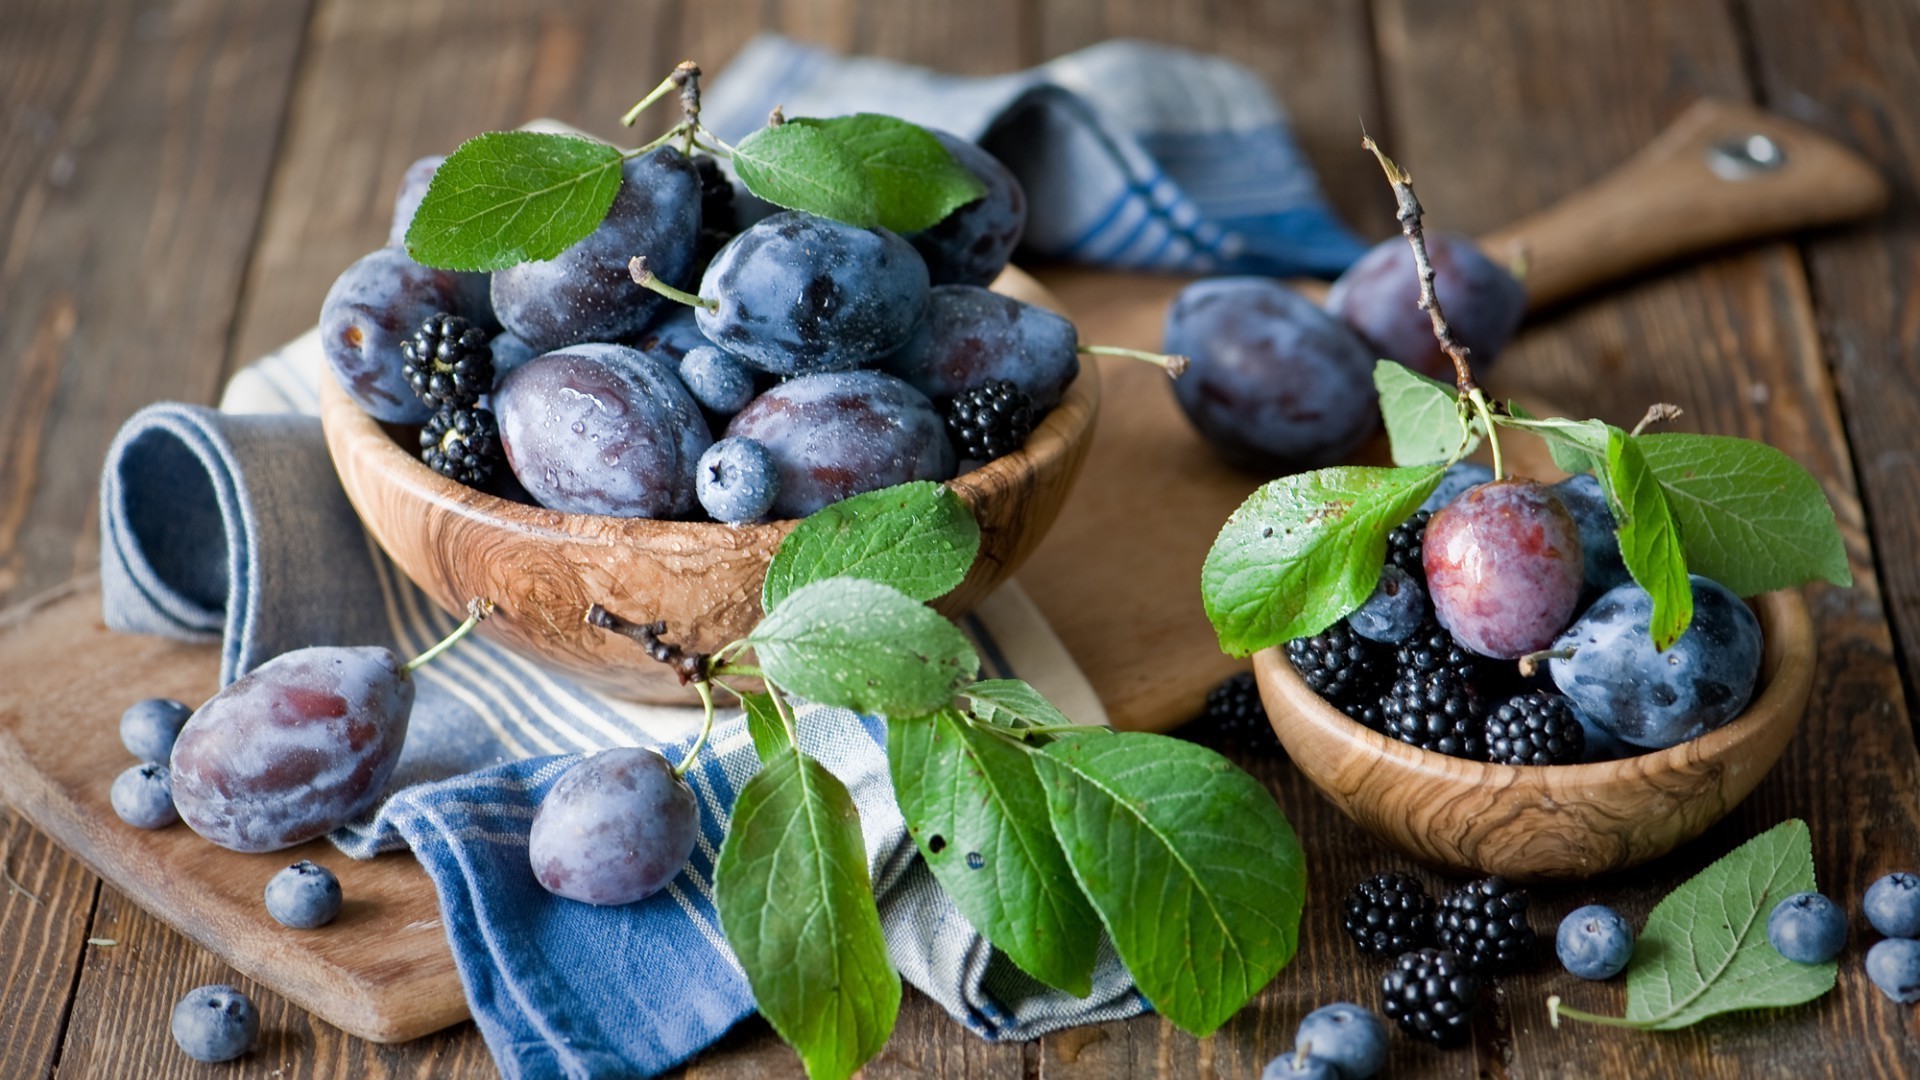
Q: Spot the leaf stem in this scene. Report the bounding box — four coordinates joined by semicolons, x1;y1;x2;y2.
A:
404;598;493;673
676;680;717;778
1078;343;1189;378
628;256;718;312
768;687;800;744
1547;996;1651;1030
1364;136;1509;480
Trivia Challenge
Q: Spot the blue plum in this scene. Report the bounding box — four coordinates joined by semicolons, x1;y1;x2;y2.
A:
1552;473;1631;592
697;211;929;375
491;147;702;354
907;131;1027;287
1163;277;1378;473
489;331;539;385
321;247;495;423
388;154;445;248
1325;232;1526;382
530;747;699;906
882;284;1079;409
494;344;712;519
726;371;955;519
1556;904;1634;979
1549;576;1763;749
1421;462;1494;513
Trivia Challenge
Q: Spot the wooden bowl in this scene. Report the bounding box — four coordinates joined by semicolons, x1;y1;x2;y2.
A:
1253;590;1815;881
320;270;1099;703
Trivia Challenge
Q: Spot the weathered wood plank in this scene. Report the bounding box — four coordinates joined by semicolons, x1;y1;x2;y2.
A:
0;809;98;1080
1739;0;1920;729
0;0;313;604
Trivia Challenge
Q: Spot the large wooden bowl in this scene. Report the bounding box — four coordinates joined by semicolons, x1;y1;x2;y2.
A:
1253;590;1815;881
321;270;1099;703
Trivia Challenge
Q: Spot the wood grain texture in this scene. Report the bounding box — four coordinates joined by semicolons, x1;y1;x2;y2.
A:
0;0;311;606
0;581;464;1044
0;806;98;1080
322;271;1097;704
1258;592;1814;880
1739;0;1920;747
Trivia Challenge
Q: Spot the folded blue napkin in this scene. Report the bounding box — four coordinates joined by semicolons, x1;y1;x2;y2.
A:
100;35;1357;1079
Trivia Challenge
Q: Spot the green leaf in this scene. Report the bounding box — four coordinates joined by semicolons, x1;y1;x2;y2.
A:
1632;434;1852;594
1201;465;1445;655
965;679;1075;731
739;691;791;764
1031;731;1306;1036
715;747;900;1079
1608;432;1694;649
733;123;879;229
750;579;979;716
1554;819;1835;1031
1375;361;1473;466
793;115;988;233
404;132;626;272
1499;410;1614;477
888;709;1101;996
763;482;981;612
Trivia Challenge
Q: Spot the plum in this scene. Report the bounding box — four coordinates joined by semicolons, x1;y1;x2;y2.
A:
320;247;495;424
907;131;1027;287
530;747;699;906
1424;480;1584;659
882;284;1079;409
1325;232;1526;382
725;371;955;518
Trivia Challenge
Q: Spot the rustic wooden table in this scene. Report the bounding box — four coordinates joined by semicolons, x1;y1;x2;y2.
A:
5;1;1920;1076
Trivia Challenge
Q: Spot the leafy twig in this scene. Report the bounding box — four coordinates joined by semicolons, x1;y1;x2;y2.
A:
584;604;709;684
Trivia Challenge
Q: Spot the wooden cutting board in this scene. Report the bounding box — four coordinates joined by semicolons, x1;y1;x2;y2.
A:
0;98;1886;1046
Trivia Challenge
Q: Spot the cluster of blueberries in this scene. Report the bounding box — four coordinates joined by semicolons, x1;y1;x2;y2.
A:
1286;462;1765;767
112;697;348;1062
321;133;1084;525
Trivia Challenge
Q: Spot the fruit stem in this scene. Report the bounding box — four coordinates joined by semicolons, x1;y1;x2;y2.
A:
1364;135;1509;480
628;256;718;312
404;598;494;673
620;69;689;128
626;122;691;159
676;680;717;778
1516;646;1577;678
1077;343;1190;378
584;604;709;684
1630;403;1684;437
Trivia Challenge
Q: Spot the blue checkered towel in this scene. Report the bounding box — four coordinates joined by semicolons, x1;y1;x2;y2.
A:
99;36;1357;1079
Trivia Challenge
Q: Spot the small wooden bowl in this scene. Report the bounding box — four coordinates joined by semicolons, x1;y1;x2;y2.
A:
1253;590;1815;881
321;270;1099;703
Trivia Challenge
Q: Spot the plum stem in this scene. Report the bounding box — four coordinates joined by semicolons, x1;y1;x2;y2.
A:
1363;135;1508;479
585;604;710;684
619;69;687;127
1078;343;1190;378
677;681;717;778
404;598;493;674
626;122;691;159
1631;403;1685;437
629;256;718;312
1517;645;1577;678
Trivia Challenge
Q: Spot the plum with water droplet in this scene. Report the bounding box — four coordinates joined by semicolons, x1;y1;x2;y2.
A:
725;370;954;518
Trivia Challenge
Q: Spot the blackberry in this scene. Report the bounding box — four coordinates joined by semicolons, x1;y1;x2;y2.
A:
1347;695;1388;733
1286;623;1391;708
1393;619;1483;683
946;379;1036;461
694;156;737;265
1380;948;1481;1046
1178;672;1282;758
401;313;493;410
1381;666;1487;760
1435;877;1535;973
1385;509;1431;579
1485;691;1585;766
420;404;503;487
1343;872;1434;957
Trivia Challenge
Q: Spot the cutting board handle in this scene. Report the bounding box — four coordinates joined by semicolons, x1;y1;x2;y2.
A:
1476;98;1888;311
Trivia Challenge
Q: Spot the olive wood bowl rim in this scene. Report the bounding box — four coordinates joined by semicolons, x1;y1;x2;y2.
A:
319;266;1097;543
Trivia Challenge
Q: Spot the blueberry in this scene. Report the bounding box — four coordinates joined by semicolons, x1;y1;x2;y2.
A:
488;331;539;385
529;747;700;906
1556;904;1635;979
679;345;757;416
264;860;344;929
1292;1002;1387;1079
1549;575;1763;749
110;762;178;830
170;984;259;1063
1419;462;1494;513
1867;938;1920;1003
1262;1052;1338;1080
120;697;192;763
697;437;778;523
1866;872;1920;938
1349;564;1427;644
1551;473;1631;592
906;131;1026;287
726;371;955;519
1768;892;1847;963
698;211;930;376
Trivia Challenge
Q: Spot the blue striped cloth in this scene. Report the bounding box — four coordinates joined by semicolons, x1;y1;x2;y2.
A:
702;36;1364;276
97;38;1359;1078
